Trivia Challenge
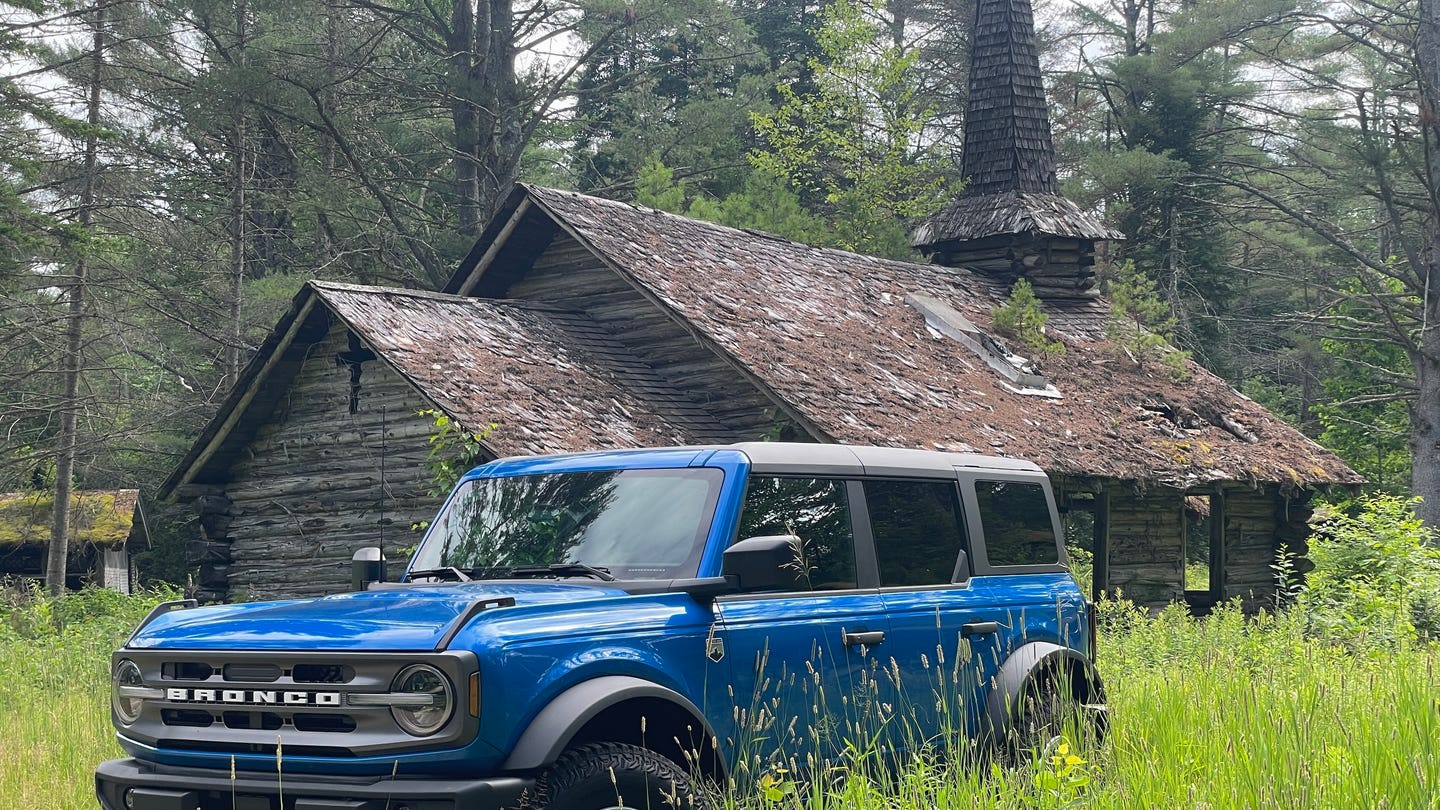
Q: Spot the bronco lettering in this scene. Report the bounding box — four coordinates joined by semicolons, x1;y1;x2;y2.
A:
164;688;341;706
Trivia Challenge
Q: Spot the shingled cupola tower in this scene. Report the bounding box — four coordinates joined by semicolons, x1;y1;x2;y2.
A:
913;0;1122;298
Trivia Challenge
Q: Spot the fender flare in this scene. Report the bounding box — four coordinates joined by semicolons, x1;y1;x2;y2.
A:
983;641;1102;738
501;675;720;772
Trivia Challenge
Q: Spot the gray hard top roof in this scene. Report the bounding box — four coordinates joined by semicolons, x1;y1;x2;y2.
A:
726;442;1044;478
483;442;1045;479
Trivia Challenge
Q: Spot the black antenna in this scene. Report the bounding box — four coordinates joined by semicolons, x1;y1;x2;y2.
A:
379;404;386;557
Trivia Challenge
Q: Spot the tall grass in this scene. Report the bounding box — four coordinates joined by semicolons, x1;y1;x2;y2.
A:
2;587;1437;809
0;585;177;808
728;600;1440;809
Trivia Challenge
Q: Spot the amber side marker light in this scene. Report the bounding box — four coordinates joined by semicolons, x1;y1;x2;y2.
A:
469;672;480;717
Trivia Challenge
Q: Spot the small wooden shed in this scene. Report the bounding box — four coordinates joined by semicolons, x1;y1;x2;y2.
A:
0;489;142;592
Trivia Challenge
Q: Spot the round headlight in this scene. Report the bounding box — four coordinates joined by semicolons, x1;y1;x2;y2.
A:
112;659;145;725
391;664;453;736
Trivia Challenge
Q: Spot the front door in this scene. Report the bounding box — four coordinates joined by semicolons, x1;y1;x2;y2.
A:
708;476;888;780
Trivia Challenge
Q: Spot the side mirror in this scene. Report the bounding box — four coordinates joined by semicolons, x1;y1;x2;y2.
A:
351;547;386;591
722;535;807;593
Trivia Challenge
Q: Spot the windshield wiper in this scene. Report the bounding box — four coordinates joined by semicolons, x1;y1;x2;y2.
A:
404;566;473;583
506;563;615;581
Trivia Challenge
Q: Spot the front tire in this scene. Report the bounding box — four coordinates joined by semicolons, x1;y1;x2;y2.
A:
533;742;706;810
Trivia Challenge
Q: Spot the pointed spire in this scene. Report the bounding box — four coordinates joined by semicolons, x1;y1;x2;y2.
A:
959;0;1058;197
913;0;1120;297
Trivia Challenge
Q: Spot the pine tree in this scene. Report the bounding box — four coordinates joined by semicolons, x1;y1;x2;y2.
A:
749;0;951;257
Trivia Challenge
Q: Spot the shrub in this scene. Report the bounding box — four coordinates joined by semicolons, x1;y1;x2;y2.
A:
1104;260;1189;380
0;583;180;642
992;279;1064;360
1298;494;1440;650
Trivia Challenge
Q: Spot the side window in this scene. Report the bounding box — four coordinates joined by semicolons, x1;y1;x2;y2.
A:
738;477;857;590
865;479;969;586
975;479;1060;566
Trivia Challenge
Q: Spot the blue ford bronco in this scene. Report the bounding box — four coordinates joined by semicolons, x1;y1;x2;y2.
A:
97;443;1104;810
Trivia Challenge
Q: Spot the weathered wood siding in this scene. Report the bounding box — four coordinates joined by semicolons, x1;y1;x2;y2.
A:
1222;486;1311;611
1088;482;1311;611
1104;489;1185;606
205;325;442;601
508;234;801;442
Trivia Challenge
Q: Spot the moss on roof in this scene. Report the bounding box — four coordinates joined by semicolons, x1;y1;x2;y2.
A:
0;490;139;548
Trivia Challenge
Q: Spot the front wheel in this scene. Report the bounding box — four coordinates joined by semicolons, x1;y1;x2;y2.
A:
533;742;707;810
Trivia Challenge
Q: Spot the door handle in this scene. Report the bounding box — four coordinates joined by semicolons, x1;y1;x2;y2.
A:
842;630;885;647
962;620;999;637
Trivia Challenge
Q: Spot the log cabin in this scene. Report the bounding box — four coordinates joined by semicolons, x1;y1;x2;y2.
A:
0;489;141;592
159;0;1361;607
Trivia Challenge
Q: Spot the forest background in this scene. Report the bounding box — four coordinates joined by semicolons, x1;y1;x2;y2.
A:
4;0;1440;586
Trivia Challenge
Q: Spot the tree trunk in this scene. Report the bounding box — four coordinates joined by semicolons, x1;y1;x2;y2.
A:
1412;0;1440;531
450;0;481;236
1412;341;1440;530
316;3;340;273
48;0;106;596
225;0;249;388
478;0;521;225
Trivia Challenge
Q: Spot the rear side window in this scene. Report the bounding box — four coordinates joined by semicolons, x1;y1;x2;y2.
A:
975;479;1059;566
865;480;969;585
738;477;857;590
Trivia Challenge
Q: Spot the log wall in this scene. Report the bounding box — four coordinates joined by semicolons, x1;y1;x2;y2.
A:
1104;489;1185;606
1088;482;1313;612
194;325;443;602
1222;487;1312;612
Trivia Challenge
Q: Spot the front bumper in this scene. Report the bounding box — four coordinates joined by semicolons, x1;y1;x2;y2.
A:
96;757;534;810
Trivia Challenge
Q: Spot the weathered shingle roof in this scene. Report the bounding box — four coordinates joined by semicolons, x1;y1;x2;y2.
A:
959;0;1058;197
513;185;1358;490
311;283;702;455
913;191;1122;245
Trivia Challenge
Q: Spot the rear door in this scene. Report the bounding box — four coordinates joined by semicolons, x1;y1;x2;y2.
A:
965;473;1083;655
865;476;1004;754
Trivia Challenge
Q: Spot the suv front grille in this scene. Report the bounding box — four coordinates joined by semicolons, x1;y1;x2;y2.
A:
117;650;476;758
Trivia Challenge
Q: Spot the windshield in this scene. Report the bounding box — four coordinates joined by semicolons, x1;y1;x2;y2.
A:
409;468;724;580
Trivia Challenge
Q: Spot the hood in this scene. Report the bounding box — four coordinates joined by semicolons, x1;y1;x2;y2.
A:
126;582;627;651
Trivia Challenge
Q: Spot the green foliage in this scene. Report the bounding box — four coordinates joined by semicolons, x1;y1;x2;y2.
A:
418;409;494;499
1312;279;1412;493
634;157;690;213
748;0;949;258
0;582;180;642
1056;0;1296;370
991;280;1064;360
635;156;828;246
565;0;764;196
1029;737;1093;807
1065;542;1094;595
1104;260;1190;380
1299;494;1440;650
0;585;182;805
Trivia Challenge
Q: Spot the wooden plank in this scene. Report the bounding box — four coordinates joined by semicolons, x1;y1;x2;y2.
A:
1094;489;1110;600
1211;490;1226;598
455;198;532;296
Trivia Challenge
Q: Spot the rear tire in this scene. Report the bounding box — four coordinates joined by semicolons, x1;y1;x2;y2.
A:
533;741;706;810
1015;675;1068;750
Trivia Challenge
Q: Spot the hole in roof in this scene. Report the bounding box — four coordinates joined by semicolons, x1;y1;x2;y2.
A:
904;293;1061;399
